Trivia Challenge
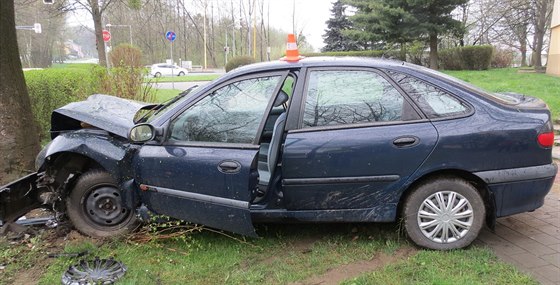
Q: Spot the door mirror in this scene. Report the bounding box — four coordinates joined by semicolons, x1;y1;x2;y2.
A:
129;124;155;143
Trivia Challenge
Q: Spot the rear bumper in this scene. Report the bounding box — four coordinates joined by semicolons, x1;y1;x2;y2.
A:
474;163;557;217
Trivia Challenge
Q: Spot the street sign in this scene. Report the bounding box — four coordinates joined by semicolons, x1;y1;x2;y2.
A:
33;23;42;34
165;31;176;42
102;30;111;42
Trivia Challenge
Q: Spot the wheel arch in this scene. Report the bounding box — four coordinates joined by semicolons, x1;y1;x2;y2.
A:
398;169;496;229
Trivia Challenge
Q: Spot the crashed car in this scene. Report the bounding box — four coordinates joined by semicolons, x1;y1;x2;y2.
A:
1;57;556;250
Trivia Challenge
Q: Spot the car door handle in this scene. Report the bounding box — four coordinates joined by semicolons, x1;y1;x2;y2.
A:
393;137;419;147
218;160;241;174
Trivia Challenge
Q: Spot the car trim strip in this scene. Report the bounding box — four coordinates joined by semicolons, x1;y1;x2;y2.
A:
282;175;400;185
142;185;249;209
474;163;558;184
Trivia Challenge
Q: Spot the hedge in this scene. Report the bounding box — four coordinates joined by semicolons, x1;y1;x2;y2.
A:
302;50;401;59
225;56;256;72
301;46;494;71
24;67;101;142
439;45;494;70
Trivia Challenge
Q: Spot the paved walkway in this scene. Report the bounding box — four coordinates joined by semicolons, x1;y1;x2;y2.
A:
476;171;560;284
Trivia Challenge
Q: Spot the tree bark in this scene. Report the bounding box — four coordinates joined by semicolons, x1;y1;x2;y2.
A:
429;33;439;70
91;0;107;68
532;0;552;68
0;0;40;184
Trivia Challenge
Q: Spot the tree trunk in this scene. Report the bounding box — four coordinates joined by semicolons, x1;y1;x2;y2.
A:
0;0;40;184
532;0;552;68
429;33;438;70
91;0;107;68
520;34;527;67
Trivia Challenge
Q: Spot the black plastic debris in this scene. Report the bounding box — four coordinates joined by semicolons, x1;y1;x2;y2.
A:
48;250;89;259
61;257;126;285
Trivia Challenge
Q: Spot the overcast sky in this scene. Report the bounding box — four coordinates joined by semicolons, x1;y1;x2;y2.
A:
267;0;334;50
67;0;335;51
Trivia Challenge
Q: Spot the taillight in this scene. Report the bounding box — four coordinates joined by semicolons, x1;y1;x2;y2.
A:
538;132;554;148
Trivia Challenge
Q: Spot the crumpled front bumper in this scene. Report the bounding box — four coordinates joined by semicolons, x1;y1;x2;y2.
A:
0;172;43;230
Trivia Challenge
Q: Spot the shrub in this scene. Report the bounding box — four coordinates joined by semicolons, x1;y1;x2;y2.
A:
491;48;515;68
93;65;155;102
406;41;428;66
101;45;155;102
439;48;464;70
461;45;494;70
225;56;256;72
25;67;101;141
302;50;401;59
109;44;143;68
439;45;494;70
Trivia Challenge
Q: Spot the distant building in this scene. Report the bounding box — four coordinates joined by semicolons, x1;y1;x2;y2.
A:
547;0;560;76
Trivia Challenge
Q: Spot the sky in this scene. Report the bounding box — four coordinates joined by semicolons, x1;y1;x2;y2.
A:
267;0;334;50
67;0;335;51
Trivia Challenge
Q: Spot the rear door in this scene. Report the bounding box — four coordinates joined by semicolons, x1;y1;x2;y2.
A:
282;68;438;214
134;72;288;236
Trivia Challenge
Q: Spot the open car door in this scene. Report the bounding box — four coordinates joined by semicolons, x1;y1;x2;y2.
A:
133;72;289;236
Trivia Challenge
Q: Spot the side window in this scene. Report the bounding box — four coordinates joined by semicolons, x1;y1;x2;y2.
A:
169;76;281;144
302;70;419;128
387;71;470;119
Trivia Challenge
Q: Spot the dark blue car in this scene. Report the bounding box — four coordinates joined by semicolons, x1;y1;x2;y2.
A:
1;57;556;250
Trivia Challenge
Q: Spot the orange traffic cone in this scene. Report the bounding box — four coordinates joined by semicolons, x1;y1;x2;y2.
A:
280;34;303;62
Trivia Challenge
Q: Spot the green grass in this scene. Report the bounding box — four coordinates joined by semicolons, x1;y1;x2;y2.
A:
37;224;403;284
147;74;221;83
0;224;540;285
50;63;97;70
443;68;560;120
153;89;182;102
342;247;537;285
0;234;52;285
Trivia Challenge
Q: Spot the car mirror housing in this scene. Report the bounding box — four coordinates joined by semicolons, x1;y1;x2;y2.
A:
129;124;156;143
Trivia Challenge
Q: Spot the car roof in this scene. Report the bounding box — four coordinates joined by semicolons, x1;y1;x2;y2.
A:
226;56;431;77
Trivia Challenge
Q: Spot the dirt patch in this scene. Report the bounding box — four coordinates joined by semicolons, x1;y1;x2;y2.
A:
291;246;417;285
10;257;49;285
254;235;318;268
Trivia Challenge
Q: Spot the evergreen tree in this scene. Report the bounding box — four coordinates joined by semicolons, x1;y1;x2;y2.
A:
322;0;360;52
346;0;466;69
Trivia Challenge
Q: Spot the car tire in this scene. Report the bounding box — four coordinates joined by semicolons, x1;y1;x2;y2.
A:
66;170;139;238
403;177;485;250
154;72;162;78
178;71;185;76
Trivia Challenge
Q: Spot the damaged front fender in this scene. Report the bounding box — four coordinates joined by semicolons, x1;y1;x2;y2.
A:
0;172;47;233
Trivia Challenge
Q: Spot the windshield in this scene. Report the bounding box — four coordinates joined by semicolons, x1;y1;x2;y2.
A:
136;85;200;124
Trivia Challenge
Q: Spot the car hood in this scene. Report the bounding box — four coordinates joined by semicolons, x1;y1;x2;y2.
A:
52;94;155;139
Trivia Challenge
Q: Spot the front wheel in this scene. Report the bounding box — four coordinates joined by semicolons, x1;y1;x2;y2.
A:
403;177;485;250
178;71;185;76
66;170;138;238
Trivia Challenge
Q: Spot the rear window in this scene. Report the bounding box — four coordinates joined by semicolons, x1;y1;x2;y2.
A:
401;65;517;105
386;71;470;119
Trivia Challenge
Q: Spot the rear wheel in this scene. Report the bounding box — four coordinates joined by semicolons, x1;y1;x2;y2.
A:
66;170;138;238
178;71;185;76
154;72;162;78
403;177;485;250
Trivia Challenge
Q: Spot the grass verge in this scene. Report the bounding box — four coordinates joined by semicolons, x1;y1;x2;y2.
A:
38;224;402;284
154;89;182;102
342;247;537;285
444;68;560;120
